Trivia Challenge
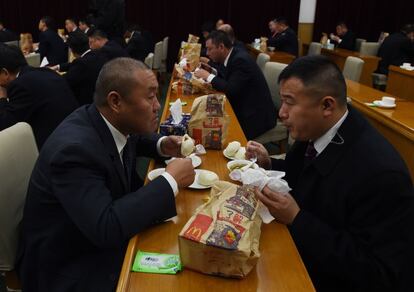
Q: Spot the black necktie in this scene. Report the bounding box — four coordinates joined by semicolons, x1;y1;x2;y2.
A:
122;139;132;189
304;141;317;161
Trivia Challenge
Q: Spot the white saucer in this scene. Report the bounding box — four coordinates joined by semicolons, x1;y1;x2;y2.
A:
147;168;165;181
165;154;202;168
189;169;218;189
223;147;246;160
373;100;396;108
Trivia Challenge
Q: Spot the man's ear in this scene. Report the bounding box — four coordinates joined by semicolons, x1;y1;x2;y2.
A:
107;91;122;113
321;96;336;115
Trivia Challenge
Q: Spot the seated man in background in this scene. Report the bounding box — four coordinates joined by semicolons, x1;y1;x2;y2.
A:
246;55;414;292
267;18;279;46
218;23;245;51
78;18;92;34
0;43;78;149
376;23;414;75
267;17;298;56
330;21;356;51
65;17;81;36
88;28;128;61
17;58;195;291
195;30;277;140
37;16;68;65
124;24;153;62
0;20;18;42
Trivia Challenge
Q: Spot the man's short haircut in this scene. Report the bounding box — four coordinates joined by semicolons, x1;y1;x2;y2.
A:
40;16;55;30
0;43;27;73
67;33;89;56
278;55;347;106
218;24;236;43
275;17;289;26
336;21;348;29
87;28;108;39
94;57;149;107
66;18;77;24
206;30;233;49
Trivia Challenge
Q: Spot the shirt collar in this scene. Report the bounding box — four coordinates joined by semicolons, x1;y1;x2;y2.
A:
224;47;233;67
81;49;91;57
99;113;128;156
313;110;348;155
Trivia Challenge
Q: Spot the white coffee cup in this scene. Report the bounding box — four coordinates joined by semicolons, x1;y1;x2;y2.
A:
381;96;396;106
402;62;411;67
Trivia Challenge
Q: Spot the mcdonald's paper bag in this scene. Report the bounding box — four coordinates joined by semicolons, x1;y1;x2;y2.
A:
178;181;262;278
188;94;229;150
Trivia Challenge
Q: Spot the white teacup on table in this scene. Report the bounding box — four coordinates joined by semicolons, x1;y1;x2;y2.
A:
372;96;396;108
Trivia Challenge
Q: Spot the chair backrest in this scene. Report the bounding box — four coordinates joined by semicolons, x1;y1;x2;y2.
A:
25;53;41;67
152;41;163;70
307;42;322;56
0;122;38;271
359;42;380;56
263;61;288;111
256;53;270;72
144;52;154;69
343;56;364;82
378;32;389;44
162;36;169;61
4;40;19;47
355;38;366;52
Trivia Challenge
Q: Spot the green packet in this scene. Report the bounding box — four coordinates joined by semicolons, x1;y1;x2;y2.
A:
132;250;182;274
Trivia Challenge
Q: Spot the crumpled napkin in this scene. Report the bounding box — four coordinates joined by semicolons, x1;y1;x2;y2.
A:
229;168;291;223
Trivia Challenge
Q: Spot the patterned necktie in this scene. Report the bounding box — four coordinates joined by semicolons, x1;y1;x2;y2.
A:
304;141;317;160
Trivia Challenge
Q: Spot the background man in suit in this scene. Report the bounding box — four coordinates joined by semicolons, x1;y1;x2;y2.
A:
0;20;18;42
65;18;80;34
37;16;68;65
78;18;92;34
88;28;128;61
124;24;153;62
376;23;414;75
267;17;299;56
330;21;356;51
218;23;245;51
0;43;78;149
17;58;195;291
195;30;277;140
246;55;414;292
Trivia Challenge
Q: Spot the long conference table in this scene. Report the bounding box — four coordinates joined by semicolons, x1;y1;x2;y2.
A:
302;43;381;87
386;65;414;101
116;73;315;291
346;79;414;180
246;44;296;64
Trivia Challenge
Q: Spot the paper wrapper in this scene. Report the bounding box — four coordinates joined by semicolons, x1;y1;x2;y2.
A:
173;64;213;94
179;181;262;278
179;42;201;71
188;94;229;149
187;34;200;43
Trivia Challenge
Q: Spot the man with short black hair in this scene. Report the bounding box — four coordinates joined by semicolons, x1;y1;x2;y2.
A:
79;18;91;34
267;17;298;56
218;23;245;51
88;28;128;61
17;58;195;291
195;30;277;140
125;24;153;62
247;55;414;292
330;21;356;51
37;16;67;65
0;43;78;148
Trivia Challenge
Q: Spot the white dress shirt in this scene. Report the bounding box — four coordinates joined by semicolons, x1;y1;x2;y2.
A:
206;48;233;83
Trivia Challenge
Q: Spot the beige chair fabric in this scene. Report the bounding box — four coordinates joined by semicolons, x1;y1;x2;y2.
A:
307;42;322;56
0;122;38;271
152;41;163;70
359;42;380;56
4;40;19;47
160;36;169;73
355;38;366;52
25;53;41;67
144;52;154;69
254;62;288;147
256;53;270;72
343;56;364;82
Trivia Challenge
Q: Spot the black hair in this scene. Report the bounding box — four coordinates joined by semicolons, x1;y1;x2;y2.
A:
275;17;289;26
0;43;27;73
336;21;348;29
278;55;347;106
67;33;89;55
206;30;233;49
87;28;108;39
40;16;55;30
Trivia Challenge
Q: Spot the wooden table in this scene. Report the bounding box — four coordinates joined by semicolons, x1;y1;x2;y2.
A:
303;44;381;87
116;75;315;292
346;79;414;179
246;44;296;64
386;65;414;101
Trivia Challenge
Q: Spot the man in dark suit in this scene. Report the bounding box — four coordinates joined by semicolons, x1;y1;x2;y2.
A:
0;20;18;42
62;33;105;105
125;24;153;62
376;23;414;75
267;17;298;56
88;28;128;62
0;44;78;149
330;21;356;51
17;58;195;291
37;16;68;65
195;30;277;140
246;56;414;292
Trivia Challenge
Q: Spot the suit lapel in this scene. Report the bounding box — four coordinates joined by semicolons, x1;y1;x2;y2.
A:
87;104;129;192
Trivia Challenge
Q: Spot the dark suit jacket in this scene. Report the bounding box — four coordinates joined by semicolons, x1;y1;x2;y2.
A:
99;40;129;62
126;31;152;61
267;27;299;56
376;31;414;75
17;104;177;291
271;106;414;292
0;66;78;148
211;47;277;140
38;29;68;65
335;30;356;51
64;50;106;105
0;28;19;42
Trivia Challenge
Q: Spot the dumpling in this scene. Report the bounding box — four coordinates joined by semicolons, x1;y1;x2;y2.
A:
224;141;240;157
198;171;219;186
181;134;195;157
